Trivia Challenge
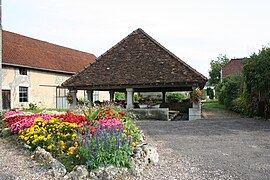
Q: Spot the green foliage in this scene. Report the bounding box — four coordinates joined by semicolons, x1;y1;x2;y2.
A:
77;98;87;106
242;47;270;118
206;87;214;99
0;112;6;129
83;106;100;123
201;89;208;100
166;92;184;103
203;99;225;109
208;54;230;85
115;92;125;101
21;108;69;113
28;103;38;110
216;75;242;111
134;94;140;103
76;127;133;170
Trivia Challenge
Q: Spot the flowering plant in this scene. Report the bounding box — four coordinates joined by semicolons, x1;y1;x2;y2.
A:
66;92;73;104
53;112;88;127
18;117;78;158
191;87;202;104
4;105;141;172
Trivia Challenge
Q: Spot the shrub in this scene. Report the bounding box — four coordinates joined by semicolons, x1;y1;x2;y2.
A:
166;92;184;103
206;87;214;99
114;92;125;101
29;103;38;110
216;75;241;111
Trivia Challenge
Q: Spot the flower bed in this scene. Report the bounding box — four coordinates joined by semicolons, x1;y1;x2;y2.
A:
3;106;140;172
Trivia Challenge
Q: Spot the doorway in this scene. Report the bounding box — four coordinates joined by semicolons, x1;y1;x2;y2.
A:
2;90;11;110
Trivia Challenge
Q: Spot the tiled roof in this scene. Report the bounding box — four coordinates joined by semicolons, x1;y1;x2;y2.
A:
63;28;207;88
222;58;243;79
2;30;96;73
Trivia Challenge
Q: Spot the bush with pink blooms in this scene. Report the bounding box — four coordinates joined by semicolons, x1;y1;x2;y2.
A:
10;114;52;133
97;116;124;129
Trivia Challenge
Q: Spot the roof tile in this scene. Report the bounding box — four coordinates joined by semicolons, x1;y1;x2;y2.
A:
2;30;96;73
63;28;207;88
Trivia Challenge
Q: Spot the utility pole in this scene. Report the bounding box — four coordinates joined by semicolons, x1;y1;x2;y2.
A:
0;0;3;112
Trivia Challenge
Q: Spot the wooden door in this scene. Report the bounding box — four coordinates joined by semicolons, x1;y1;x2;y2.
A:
2;90;11;110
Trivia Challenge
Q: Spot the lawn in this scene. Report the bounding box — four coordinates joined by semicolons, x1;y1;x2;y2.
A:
202;99;225;109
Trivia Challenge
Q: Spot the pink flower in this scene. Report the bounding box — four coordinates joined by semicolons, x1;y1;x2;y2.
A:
4;111;23;118
10;114;52;133
97;116;123;129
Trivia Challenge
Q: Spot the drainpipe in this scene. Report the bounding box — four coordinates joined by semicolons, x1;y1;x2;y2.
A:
0;0;3;112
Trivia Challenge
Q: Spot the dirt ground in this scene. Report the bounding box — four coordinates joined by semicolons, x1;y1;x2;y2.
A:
137;108;270;179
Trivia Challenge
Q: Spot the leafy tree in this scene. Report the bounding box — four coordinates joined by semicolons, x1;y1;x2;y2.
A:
208;54;229;85
242;46;270;118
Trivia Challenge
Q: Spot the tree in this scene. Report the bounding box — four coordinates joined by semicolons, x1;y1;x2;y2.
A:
208;54;229;85
242;46;270;118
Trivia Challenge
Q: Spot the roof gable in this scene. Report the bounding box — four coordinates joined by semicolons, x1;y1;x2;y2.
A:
222;58;244;78
2;30;96;73
63;28;207;88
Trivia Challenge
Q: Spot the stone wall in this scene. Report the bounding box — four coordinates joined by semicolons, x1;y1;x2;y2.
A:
130;108;169;120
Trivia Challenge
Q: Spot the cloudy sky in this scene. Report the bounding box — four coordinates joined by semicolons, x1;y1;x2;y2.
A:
3;0;270;76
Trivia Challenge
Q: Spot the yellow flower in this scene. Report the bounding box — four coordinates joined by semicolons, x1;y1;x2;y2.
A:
76;154;79;158
74;142;78;147
27;140;30;144
131;142;136;147
32;139;38;144
123;129;127;133
48;145;53;150
67;146;76;155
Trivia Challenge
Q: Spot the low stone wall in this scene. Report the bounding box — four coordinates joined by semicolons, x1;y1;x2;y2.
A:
129;108;169;121
189;102;202;120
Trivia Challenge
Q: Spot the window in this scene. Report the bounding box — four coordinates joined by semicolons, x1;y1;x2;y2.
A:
19;87;28;102
19;67;27;75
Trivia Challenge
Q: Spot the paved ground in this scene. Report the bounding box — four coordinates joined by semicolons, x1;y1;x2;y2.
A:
137;108;270;179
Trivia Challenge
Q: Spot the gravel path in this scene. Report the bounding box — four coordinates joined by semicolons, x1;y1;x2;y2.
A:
0;138;56;180
0;108;269;179
138;108;270;180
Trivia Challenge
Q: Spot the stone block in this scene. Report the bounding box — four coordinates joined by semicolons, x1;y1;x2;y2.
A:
189;108;201;120
130;108;169;120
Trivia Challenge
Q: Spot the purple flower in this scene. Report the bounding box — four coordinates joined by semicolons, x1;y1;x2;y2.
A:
128;137;132;147
91;148;95;157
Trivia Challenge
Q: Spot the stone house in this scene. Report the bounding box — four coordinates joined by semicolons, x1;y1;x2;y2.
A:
1;30;108;110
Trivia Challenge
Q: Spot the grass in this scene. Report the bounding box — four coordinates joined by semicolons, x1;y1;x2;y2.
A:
202;99;225;109
21;108;69;113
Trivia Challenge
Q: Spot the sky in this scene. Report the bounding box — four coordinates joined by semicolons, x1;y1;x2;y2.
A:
3;0;270;77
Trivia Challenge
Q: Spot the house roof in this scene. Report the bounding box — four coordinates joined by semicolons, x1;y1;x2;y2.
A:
62;28;207;90
222;58;244;79
2;30;96;74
